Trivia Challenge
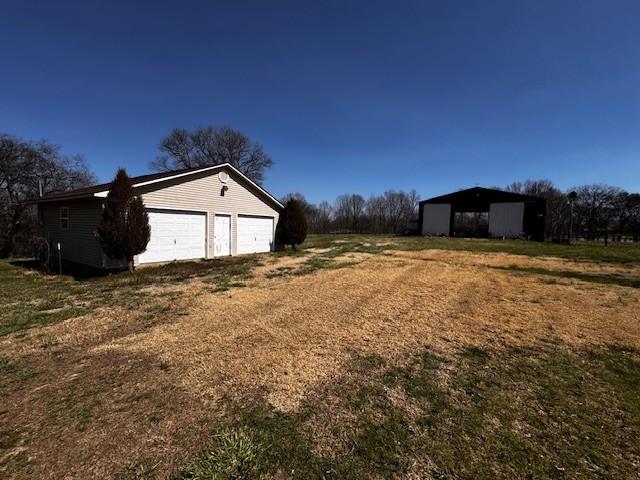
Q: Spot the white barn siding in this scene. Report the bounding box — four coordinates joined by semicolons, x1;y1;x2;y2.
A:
489;202;524;238
421;204;451;235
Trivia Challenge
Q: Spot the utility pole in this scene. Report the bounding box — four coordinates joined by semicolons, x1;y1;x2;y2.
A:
568;191;577;244
57;242;62;275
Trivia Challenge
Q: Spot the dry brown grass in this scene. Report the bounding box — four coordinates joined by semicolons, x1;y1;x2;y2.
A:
1;247;639;478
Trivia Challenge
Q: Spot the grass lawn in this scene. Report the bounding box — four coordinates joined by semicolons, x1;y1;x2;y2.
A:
304;234;640;264
173;343;640;479
1;235;639;479
0;256;259;337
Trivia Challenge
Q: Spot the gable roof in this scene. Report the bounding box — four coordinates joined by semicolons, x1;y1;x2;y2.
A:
33;163;284;209
421;186;544;205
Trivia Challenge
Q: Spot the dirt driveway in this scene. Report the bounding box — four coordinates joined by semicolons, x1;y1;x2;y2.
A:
1;245;639;478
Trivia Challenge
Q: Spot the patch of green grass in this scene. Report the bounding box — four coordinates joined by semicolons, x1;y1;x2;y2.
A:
200;260;256;292
295;256;358;276
0;356;38;392
171;428;266;480
149;413;163;424
177;342;640;479
267;247;363;278
142;303;173;323
264;266;295;278
277;240;380;277
274;248;309;258
0;428;20;450
382;344;639;478
0;450;31;475
494;264;640;288
0;263;93;336
208;276;249;293
46;388;101;432
116;462;156;480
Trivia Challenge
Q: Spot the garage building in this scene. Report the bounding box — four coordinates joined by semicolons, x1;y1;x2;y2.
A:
34;163;283;269
418;187;546;241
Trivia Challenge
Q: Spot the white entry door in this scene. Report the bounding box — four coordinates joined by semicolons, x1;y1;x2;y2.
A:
237;215;274;254
214;215;231;256
138;210;206;264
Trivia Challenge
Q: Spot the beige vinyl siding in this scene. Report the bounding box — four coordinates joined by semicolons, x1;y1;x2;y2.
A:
37;166;280;268
38;199;116;268
139;167;280;258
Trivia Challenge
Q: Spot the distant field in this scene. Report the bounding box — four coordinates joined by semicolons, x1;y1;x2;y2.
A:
1;235;639;479
304;234;640;264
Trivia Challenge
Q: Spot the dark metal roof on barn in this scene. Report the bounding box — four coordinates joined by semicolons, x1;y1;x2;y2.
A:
421;187;544;207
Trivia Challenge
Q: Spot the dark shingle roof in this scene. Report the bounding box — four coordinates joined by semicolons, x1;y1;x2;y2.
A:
34;166;208;202
33;163;284;210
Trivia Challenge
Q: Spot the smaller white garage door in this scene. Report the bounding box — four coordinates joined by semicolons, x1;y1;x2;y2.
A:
237;215;274;254
138;210;206;264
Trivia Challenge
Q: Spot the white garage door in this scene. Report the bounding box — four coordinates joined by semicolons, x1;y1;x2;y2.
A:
237;215;274;254
489;202;524;238
422;204;451;236
138;210;206;264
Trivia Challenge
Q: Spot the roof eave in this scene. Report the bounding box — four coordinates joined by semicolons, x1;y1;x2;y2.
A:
29;194;99;204
74;163;283;210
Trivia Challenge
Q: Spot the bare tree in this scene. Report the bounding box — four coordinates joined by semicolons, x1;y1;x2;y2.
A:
385;190;419;233
365;190;419;234
505;181;524;193
625;193;640;241
365;195;387;233
152;126;273;184
280;193;337;234
0;134;95;257
407;189;420;217
612;192;640;240
334;194;366;232
506;180;640;241
573;184;622;239
514;180;567;240
312;201;334;234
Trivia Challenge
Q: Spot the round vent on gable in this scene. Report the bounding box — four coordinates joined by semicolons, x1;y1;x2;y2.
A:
218;171;229;183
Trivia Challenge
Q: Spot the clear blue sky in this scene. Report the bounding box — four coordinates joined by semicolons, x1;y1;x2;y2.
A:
1;0;639;203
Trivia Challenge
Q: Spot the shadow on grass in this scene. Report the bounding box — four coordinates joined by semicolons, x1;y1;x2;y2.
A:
0;256;260;336
10;255;259;283
172;342;640;479
492;264;640;289
9;258;117;280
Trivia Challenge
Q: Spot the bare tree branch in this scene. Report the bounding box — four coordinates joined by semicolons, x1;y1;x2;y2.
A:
152;126;273;184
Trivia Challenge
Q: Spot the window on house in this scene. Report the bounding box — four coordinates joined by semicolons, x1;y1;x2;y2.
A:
60;207;69;230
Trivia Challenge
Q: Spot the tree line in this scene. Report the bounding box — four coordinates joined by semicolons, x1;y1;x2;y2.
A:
2;128;639;260
504;180;640;241
281;191;420;235
287;179;640;241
